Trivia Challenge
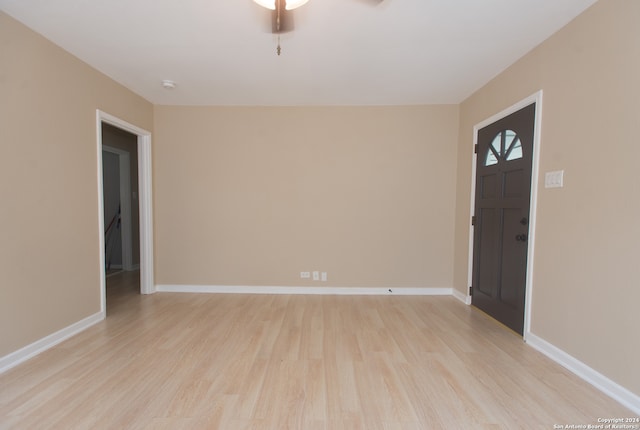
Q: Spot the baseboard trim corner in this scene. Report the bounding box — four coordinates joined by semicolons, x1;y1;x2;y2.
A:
525;332;640;415
452;289;472;305
155;284;453;296
0;311;105;374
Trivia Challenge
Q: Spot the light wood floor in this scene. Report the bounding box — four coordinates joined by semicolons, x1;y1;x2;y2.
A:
0;272;633;429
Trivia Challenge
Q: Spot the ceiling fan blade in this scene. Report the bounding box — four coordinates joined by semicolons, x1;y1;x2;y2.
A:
357;0;385;6
272;8;294;33
251;0;295;33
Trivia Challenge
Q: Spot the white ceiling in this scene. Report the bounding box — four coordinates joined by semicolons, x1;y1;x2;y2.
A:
1;0;598;106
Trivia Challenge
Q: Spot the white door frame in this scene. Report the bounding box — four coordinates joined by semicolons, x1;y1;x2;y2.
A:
466;90;543;341
96;110;155;313
102;145;133;271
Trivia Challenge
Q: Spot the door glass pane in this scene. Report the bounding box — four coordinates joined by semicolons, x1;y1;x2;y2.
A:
485;134;501;166
485;150;498;166
485;129;522;165
491;134;501;155
505;132;522;160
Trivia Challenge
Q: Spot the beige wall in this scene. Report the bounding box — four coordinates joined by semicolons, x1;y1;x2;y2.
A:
153;105;459;288
0;12;153;357
453;0;640;395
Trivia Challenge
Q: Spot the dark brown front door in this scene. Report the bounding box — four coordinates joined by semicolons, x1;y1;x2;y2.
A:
472;103;536;335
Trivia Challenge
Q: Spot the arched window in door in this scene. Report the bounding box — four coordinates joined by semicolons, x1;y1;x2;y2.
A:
484;129;523;166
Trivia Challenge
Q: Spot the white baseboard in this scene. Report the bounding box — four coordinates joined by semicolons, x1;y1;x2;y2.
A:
0;311;105;375
526;333;640;415
452;288;472;305
156;284;453;296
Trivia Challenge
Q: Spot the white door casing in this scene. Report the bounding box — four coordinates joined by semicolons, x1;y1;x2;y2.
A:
96;110;155;313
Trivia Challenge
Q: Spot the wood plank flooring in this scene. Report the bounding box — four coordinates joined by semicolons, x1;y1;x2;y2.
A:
0;271;634;429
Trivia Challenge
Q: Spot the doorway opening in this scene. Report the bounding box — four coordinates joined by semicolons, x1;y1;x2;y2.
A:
102;132;137;276
96;111;154;314
466;91;543;340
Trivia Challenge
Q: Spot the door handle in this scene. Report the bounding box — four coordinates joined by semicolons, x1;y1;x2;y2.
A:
515;234;528;242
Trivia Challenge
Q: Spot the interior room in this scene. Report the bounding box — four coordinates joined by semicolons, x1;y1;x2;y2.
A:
1;0;639;427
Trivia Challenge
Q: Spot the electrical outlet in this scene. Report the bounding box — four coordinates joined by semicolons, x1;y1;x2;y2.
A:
321;272;327;282
300;272;311;279
312;271;320;281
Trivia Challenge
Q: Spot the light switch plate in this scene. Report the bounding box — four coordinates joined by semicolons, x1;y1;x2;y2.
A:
545;170;564;188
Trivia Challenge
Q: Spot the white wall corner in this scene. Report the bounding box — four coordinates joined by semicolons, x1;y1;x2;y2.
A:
525;333;640;415
0;311;105;375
